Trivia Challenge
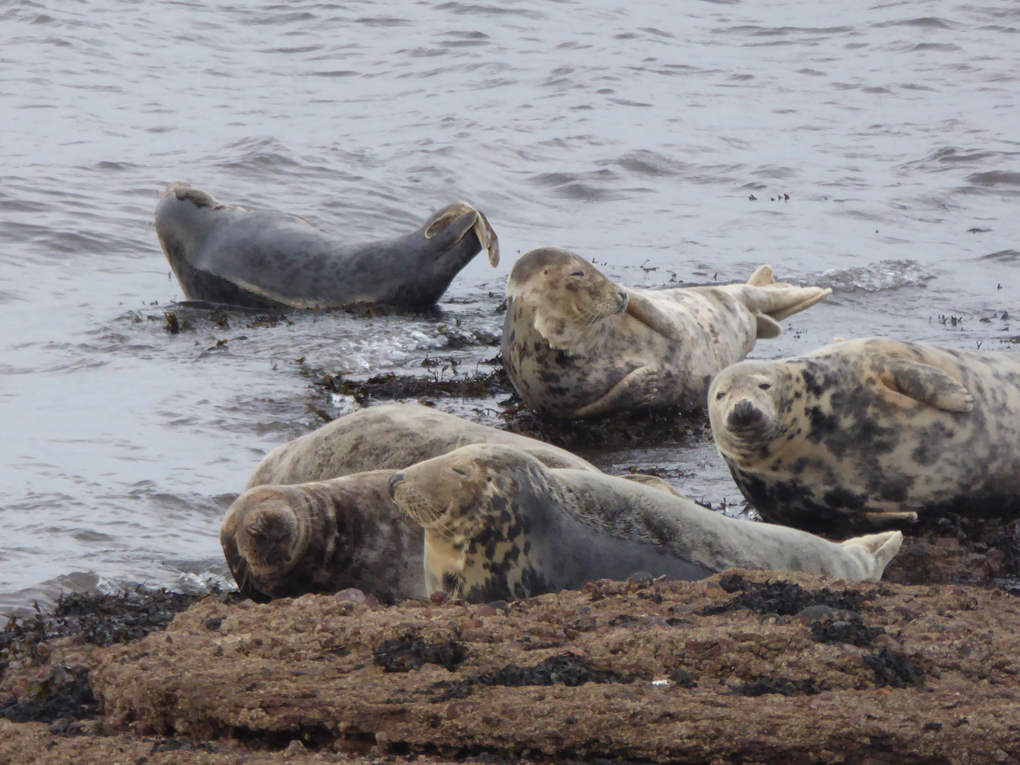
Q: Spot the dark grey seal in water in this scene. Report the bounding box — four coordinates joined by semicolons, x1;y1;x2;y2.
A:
709;337;1020;533
388;444;903;603
154;182;499;309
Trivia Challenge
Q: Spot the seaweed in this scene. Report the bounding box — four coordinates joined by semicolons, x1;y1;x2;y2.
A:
373;635;468;673
731;677;822;697
701;575;876;617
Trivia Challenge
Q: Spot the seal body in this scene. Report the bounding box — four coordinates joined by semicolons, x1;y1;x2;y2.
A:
246;403;598;488
709;337;1020;533
155;183;499;309
224;405;600;602
388;444;902;602
501;248;831;418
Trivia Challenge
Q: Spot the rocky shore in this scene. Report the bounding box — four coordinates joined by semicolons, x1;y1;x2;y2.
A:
3;531;1020;765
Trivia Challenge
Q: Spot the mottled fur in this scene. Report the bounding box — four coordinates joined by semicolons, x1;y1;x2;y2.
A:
388;444;902;603
225;405;601;602
709;337;1020;533
155;182;499;309
501;248;831;418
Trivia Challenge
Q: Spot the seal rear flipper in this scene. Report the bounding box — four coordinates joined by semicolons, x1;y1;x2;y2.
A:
840;530;904;579
879;359;975;413
624;289;684;341
746;264;775;287
424;201;500;267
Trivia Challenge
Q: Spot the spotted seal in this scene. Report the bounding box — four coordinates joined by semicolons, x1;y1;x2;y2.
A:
155;182;499;310
387;444;903;602
224;404;604;602
708;337;1020;533
501;248;831;418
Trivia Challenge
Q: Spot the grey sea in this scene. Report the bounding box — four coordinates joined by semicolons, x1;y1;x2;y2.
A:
1;0;1017;615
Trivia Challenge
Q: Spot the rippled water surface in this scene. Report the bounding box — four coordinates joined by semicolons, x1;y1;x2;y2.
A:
2;0;1018;614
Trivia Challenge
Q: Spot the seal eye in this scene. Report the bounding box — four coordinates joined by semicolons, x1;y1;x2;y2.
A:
715;391;726;400
759;383;772;390
570;270;584;278
452;468;468;477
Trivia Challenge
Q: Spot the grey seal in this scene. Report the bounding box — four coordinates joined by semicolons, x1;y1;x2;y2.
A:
388;444;903;602
501;247;831;418
709;337;1020;533
224;404;602;602
155;182;499;310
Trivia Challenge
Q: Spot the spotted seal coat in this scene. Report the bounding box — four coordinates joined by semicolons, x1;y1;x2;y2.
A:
709;337;1020;533
387;444;903;602
225;404;615;602
155;182;498;309
501;248;832;418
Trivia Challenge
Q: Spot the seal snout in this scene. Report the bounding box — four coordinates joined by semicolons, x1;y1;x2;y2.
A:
728;399;764;430
388;473;405;499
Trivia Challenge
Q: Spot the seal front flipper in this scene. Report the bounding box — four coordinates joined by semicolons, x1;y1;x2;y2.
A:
571;366;659;418
878;359;974;413
624;288;684;341
423;529;466;597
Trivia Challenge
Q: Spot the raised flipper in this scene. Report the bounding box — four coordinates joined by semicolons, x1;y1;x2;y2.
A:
878;359;974;413
732;264;833;337
624;288;684;341
425;201;500;267
840;530;904;579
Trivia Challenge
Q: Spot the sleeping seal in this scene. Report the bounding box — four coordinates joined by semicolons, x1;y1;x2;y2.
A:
224;404;604;602
155;182;499;309
388;444;903;602
709;337;1020;533
501;248;831;418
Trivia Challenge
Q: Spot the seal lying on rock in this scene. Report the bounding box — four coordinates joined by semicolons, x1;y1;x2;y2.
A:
225;404;604;602
388;444;902;602
155;182;499;309
709;337;1020;533
501;248;831;418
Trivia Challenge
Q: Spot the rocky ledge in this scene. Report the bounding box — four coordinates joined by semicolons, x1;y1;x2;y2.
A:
3;551;1020;765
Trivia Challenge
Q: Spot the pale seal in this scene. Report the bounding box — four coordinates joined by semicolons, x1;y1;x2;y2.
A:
388;444;903;602
501;247;832;418
708;337;1020;533
224;404;602;602
155;182;499;310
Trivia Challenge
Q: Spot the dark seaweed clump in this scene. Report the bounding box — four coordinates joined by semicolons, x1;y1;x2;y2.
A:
811;618;886;648
373;636;468;673
731;677;823;697
318;368;512;408
864;647;925;689
702;575;876;617
431;652;630;702
1;587;209;657
1;668;97;725
501;400;705;450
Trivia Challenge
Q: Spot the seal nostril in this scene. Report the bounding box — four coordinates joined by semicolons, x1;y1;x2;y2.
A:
388;473;404;499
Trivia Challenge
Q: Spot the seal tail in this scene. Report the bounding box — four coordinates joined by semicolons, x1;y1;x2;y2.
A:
839;530;904;580
739;265;832;339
